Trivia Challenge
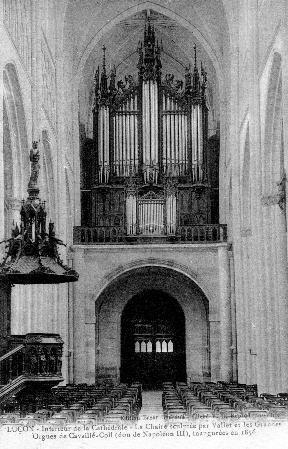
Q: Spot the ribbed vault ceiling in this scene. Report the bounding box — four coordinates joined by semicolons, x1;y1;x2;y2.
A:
63;1;230;134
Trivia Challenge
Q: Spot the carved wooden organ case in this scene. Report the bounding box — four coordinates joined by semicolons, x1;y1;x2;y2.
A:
81;20;219;236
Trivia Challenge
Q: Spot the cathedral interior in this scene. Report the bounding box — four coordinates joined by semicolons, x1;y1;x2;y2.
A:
1;0;288;420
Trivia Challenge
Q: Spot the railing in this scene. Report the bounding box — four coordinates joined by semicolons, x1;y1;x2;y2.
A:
177;224;227;243
0;333;63;386
73;226;126;244
73;224;227;244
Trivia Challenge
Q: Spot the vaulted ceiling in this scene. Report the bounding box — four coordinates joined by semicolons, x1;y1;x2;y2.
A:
62;0;231;134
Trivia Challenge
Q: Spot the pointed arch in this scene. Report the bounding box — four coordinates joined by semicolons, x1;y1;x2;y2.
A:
3;63;29;236
263;52;283;191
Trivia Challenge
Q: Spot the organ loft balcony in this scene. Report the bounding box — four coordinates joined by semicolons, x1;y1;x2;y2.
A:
76;17;225;246
73;223;227;245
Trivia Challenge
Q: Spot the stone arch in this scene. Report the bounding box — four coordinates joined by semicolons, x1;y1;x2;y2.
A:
95;257;215;308
75;2;226;92
263;52;282;191
70;2;229;226
94;265;215;383
121;288;187;386
74;3;226;137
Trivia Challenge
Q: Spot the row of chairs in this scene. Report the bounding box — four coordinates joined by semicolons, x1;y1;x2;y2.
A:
0;380;115;414
0;383;142;426
187;382;254;418
189;381;288;418
162;382;188;420
162;381;288;419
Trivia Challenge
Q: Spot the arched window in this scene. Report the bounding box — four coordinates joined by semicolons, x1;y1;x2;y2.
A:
147;340;152;352
168;340;173;352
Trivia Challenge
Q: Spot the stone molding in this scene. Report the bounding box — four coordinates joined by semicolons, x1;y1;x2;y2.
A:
240;228;252;237
261;194;279;206
261;174;286;213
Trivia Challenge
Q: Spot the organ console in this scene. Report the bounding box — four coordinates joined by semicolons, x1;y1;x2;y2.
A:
81;16;219;238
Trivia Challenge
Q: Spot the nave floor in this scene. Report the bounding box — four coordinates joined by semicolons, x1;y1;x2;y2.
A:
138;390;164;421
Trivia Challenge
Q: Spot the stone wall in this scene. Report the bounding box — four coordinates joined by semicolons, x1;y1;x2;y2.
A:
71;243;231;385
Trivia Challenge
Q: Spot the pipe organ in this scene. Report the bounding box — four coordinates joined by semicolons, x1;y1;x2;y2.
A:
113;94;139;178
81;17;219;237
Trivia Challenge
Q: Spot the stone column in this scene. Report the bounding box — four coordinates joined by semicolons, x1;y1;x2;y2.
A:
218;245;232;381
209;318;220;381
281;0;288;393
229;249;238;381
72;248;87;384
275;204;288;391
0;12;5;241
10;198;26;335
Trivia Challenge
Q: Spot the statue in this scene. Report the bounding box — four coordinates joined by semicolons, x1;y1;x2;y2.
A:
28;141;40;198
39;349;47;374
175;80;183;91
49;350;57;374
165;73;174;87
117;80;125;92
56;348;62;375
29;350;38;375
28;142;40;185
125;75;136;89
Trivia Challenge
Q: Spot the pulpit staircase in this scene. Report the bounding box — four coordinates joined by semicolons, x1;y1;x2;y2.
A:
0;333;64;409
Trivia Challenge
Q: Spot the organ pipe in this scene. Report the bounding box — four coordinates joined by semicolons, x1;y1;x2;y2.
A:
167;98;171;175
119;109;123;175
191;105;197;181
142;81;159;183
138;197;165;235
135;115;138;168
112;94;139;178
92;25;209;237
179;114;183;167
97;106;110;183
198;104;203;181
126;192;137;235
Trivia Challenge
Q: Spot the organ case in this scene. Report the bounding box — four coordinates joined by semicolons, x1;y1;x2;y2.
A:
81;18;219;236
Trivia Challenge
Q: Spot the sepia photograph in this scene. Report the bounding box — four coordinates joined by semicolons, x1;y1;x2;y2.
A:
0;1;288;448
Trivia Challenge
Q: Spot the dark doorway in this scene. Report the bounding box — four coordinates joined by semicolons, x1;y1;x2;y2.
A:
121;289;186;389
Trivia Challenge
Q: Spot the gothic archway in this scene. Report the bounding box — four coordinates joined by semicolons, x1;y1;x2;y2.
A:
121;289;186;388
95;265;211;384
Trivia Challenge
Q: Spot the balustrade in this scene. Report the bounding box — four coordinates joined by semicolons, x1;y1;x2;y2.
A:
0;334;63;386
73;224;227;244
73;226;125;244
177;224;227;243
